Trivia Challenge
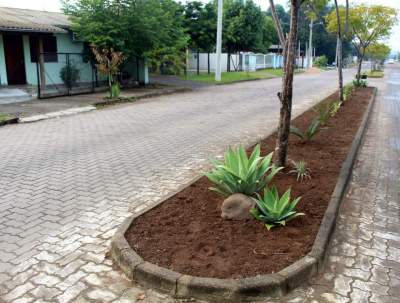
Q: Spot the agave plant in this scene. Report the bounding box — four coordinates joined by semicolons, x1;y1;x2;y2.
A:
313;104;331;125
290;118;320;142
205;144;282;196
250;186;304;230
330;100;342;117
290;160;311;182
343;83;354;101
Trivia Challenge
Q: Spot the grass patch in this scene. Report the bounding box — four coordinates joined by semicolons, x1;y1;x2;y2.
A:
365;70;384;78
181;68;288;84
0;113;12;122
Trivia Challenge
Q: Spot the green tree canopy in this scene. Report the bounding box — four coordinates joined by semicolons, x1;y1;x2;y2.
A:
63;0;188;59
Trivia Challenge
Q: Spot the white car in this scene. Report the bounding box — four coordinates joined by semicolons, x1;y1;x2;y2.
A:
387;59;395;64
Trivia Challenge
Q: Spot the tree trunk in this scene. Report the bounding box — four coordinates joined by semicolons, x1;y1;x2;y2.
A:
274;0;300;167
357;54;364;82
334;0;344;102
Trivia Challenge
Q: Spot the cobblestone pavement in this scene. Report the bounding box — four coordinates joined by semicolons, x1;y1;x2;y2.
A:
269;65;400;303
0;69;359;303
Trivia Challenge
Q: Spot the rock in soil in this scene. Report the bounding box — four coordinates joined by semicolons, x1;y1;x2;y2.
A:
221;193;255;220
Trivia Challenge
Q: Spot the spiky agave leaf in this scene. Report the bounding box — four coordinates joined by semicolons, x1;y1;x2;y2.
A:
251;186;304;230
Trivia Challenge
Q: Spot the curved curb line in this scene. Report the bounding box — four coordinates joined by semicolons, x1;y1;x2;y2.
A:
110;87;377;302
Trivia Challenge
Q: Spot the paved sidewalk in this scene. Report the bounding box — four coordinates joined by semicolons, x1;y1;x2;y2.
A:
1;69;358;303
271;66;400;303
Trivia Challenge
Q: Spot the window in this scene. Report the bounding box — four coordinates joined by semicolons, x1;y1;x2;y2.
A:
29;36;58;63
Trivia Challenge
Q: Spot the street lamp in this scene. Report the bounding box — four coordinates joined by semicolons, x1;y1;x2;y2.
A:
215;0;223;82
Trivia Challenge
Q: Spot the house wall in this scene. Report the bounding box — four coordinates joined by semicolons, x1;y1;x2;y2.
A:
23;33;94;86
0;35;8;85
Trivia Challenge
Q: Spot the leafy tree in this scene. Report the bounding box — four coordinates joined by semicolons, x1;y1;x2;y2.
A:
63;0;188;73
223;0;270;53
327;4;397;82
183;1;216;52
366;43;391;70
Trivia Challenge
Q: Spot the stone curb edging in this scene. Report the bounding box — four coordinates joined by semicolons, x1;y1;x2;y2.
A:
110;87;377;302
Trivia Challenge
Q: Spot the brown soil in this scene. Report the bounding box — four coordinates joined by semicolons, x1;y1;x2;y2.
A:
126;87;374;279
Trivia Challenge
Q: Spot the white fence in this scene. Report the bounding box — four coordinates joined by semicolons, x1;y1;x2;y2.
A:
188;52;288;73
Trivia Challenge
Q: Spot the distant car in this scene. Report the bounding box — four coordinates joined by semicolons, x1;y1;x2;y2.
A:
387;59;395;64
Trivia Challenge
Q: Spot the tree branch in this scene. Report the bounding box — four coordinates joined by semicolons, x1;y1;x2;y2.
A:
269;0;286;47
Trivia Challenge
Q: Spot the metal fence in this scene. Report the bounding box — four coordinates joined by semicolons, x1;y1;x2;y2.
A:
36;53;100;99
36;53;142;99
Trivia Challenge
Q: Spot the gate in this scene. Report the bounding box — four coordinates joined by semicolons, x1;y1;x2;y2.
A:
36;52;104;99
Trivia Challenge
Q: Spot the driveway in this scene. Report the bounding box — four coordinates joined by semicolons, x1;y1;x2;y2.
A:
0;69;356;302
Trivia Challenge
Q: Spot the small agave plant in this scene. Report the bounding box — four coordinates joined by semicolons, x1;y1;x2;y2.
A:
205;144;282;196
250;186;304;230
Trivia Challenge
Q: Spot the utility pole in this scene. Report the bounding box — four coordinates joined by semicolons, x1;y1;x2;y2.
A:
308;19;313;69
215;0;223;82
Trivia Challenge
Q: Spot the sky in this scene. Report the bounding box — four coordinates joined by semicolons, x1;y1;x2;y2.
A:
0;0;399;52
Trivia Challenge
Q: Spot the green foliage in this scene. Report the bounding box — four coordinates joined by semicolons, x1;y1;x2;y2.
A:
314;55;328;68
110;83;120;99
63;0;188;71
313;104;331;125
250;186;304;230
353;79;368;88
343;83;354;101
223;0;274;52
290;119;321;142
330;100;342;117
290;160;311;182
60;64;80;88
205;144;281;196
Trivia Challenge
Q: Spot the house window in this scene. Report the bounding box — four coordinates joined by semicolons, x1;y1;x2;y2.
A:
29;36;58;63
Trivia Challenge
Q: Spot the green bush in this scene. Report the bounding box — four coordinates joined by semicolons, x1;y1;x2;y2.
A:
330;100;342;117
250;186;304;230
60;65;80;88
290;160;311;182
110;82;121;98
343;83;354;101
205;144;281;196
313;104;331;125
353;79;368;87
314;55;328;68
290;118;320;142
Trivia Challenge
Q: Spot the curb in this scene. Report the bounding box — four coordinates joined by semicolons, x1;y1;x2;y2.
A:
0;117;18;127
18;106;96;123
110;87;377;302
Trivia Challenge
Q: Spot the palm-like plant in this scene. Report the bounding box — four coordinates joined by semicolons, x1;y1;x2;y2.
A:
290;118;320;142
205;144;282;196
290;160;311;182
330;100;342;117
313;104;331;125
250;186;304;230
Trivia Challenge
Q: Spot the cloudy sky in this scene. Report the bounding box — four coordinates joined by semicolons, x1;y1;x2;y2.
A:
0;0;398;52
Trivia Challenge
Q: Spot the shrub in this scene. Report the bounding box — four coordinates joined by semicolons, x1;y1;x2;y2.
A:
290;118;320;142
60;65;80;88
313;104;331;125
110;83;121;98
353;79;368;87
343;83;354;101
205;144;282;196
314;55;328;68
250;186;304;230
330;100;342;117
290;160;311;182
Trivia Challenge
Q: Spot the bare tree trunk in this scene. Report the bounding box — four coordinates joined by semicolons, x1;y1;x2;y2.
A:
274;0;301;167
334;0;343;102
269;0;285;47
357;56;363;82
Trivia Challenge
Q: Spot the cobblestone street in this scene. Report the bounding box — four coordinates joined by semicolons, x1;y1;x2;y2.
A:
0;67;396;303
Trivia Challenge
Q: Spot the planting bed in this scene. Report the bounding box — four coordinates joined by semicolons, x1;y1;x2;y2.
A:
125;87;374;280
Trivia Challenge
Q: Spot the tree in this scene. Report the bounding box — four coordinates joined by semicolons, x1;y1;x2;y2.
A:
223;0;272;53
269;0;302;167
366;43;391;71
63;0;188;73
327;4;397;83
183;1;216;52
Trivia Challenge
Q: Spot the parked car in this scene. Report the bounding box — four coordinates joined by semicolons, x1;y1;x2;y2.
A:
387;59;395;64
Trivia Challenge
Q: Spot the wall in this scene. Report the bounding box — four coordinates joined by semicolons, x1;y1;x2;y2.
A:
0;35;8;85
23;33;93;86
